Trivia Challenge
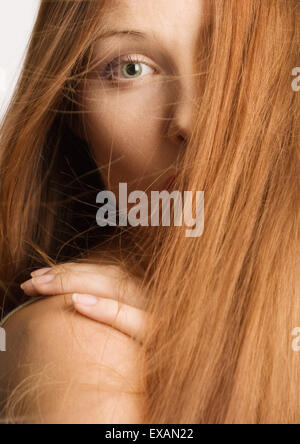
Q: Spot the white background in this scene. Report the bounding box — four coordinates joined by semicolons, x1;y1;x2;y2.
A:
0;0;40;119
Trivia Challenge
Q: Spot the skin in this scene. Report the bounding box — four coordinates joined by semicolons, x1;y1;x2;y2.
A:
22;0;209;320
77;0;207;206
22;262;150;341
10;0;209;423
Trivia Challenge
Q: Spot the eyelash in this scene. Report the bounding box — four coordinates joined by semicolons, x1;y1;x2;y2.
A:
101;54;158;83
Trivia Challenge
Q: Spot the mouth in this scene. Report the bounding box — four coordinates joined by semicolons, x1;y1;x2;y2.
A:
163;174;179;191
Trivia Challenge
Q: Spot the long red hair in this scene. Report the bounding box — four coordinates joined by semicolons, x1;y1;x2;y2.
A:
0;0;299;423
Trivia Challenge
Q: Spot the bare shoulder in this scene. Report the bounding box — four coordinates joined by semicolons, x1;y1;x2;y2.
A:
0;295;145;424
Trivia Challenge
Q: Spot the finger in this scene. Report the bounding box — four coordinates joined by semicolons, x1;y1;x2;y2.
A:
20;269;146;310
29;263;143;299
30;262;123;278
23;262;91;296
31;267;52;277
72;294;150;344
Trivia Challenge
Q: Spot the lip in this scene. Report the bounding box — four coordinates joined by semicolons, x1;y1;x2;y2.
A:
163;174;178;190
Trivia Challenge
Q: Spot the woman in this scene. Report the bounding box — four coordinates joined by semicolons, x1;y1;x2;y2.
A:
0;0;299;424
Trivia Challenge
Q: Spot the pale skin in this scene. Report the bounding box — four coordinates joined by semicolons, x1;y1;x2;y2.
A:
21;262;150;345
76;0;205;204
0;0;207;423
21;0;207;338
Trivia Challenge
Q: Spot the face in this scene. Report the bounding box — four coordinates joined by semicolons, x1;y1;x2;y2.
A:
79;0;207;205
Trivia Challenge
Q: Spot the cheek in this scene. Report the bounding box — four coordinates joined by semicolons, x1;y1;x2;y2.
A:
81;82;174;190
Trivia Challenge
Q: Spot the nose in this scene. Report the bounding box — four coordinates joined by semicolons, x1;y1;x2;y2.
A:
166;78;196;147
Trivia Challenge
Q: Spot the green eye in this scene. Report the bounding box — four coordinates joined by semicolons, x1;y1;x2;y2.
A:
121;62;143;79
102;55;156;82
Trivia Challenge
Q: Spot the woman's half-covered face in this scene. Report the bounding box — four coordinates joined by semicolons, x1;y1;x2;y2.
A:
79;0;206;204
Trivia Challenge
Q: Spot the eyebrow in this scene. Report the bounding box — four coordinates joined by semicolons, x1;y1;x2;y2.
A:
97;29;151;41
94;28;175;72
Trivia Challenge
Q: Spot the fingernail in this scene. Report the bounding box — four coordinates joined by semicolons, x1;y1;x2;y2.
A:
20;279;35;292
32;274;55;285
72;294;98;306
31;267;52;277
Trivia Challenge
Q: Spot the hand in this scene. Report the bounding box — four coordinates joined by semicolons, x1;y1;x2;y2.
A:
20;262;150;345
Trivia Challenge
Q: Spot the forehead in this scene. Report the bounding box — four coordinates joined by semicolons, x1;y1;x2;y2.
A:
101;0;205;47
